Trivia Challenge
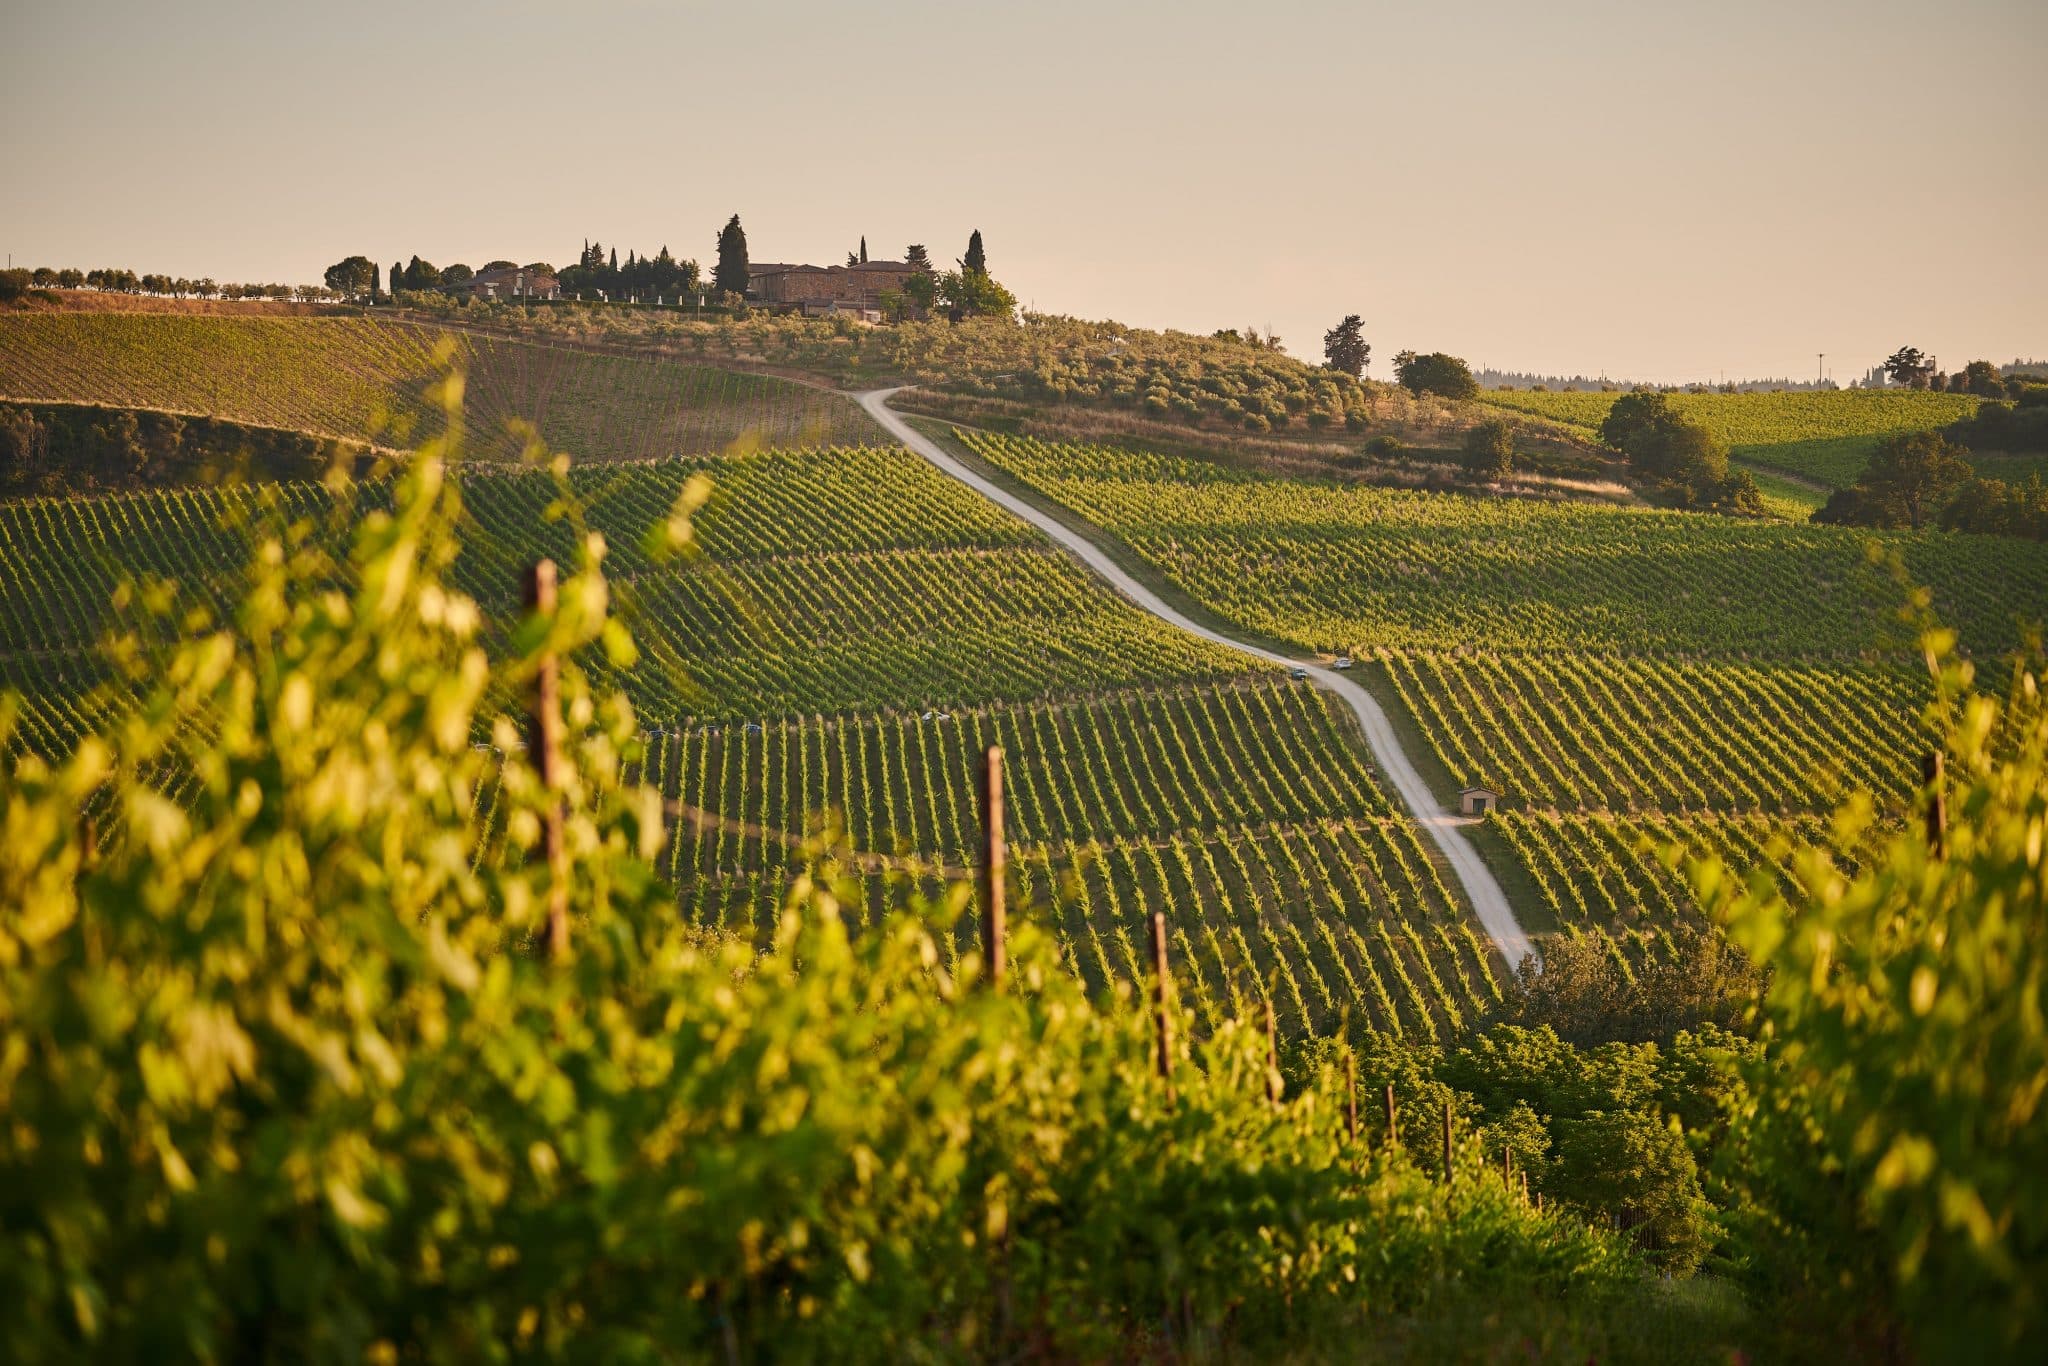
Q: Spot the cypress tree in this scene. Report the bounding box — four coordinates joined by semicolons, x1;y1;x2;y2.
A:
391;261;403;295
372;262;382;295
962;229;986;275
859;236;868;264
714;214;750;296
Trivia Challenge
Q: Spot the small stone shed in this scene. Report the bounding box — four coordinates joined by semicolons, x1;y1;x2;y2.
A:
1459;786;1500;816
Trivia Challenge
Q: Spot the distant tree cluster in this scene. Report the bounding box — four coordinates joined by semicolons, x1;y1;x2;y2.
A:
0;401;349;496
1598;389;1763;514
1815;427;2048;540
913;314;1375;431
935;228;1013;322
1811;431;1970;530
1944;383;2048;454
1;267;327;303
1938;473;2048;540
1882;345;1937;390
1884;347;2031;398
1392;350;1478;400
559;240;697;300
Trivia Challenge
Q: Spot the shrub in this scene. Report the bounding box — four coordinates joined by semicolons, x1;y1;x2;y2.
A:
1461;419;1515;481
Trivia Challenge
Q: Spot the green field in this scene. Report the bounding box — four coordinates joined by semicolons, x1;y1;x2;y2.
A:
957;435;2044;656
958;431;2047;960
11;411;2042;1031
1476;386;1983;487
0;441;1504;1038
0;313;876;460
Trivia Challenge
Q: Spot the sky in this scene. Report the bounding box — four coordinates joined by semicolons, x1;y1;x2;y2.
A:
4;0;2044;383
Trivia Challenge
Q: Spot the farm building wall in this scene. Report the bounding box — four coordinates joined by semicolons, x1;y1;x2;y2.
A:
750;263;921;306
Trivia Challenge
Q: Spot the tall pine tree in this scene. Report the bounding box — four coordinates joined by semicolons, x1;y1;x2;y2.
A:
1322;315;1371;378
961;229;986;275
714;214;750;296
905;244;931;271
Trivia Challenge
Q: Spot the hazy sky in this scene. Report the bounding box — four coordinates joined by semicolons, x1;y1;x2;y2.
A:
6;0;2043;381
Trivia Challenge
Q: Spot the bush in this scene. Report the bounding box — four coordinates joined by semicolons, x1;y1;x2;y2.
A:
1461;419;1515;480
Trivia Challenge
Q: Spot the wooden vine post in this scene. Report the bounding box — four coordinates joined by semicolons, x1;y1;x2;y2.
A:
1502;1145;1514;1192
1344;1052;1359;1145
1148;912;1174;1099
525;560;570;961
1263;999;1283;1107
1384;1084;1399;1151
980;745;1006;989
1441;1099;1454;1184
1924;751;1948;858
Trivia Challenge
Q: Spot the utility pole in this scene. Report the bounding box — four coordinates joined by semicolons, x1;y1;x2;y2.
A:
1818;353;1824;387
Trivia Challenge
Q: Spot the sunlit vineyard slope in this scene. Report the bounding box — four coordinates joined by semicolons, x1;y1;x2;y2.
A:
1476;387;1983;487
961;432;2047;963
0;438;1506;1038
0;313;876;460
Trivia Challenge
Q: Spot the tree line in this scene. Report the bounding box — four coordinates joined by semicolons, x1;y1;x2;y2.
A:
0;267;336;304
0;401;360;497
352;218;1014;321
1882;345;2031;397
1815;424;2048;540
1813;368;2048;538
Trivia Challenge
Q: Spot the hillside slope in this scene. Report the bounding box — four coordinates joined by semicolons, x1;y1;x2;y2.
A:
1476;387;1982;487
0;439;1507;1039
0;312;876;460
960;431;2048;972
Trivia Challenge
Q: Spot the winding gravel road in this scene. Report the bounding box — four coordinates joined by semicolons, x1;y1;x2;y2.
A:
854;388;1535;971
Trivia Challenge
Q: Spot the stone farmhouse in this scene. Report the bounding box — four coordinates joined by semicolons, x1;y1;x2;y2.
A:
746;260;922;314
463;266;560;301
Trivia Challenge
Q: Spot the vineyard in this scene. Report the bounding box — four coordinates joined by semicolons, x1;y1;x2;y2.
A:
619;681;1502;1039
1475;386;1984;487
0;313;873;461
959;434;2048;657
1377;652;1922;813
0;438;1518;1037
957;431;2045;959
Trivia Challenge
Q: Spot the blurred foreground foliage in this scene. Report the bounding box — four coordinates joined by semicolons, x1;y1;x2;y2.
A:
1702;609;2048;1364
